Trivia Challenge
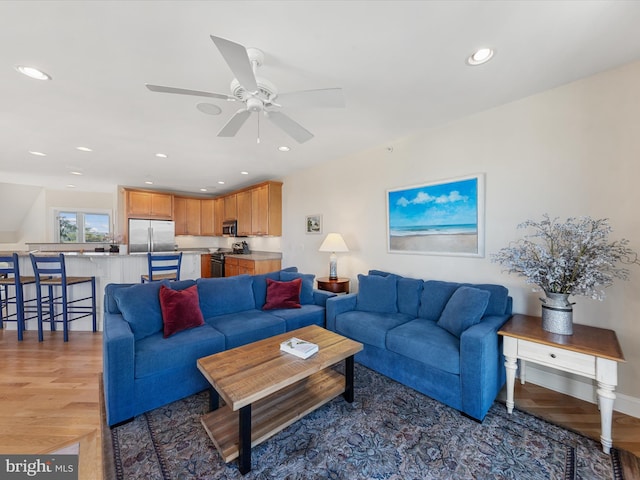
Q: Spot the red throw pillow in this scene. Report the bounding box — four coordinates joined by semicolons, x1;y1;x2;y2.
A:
263;278;302;310
159;284;205;338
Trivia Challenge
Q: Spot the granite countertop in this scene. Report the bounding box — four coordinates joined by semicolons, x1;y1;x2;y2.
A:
225;251;282;261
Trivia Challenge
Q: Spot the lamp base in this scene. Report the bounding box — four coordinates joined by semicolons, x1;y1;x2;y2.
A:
329;253;338;280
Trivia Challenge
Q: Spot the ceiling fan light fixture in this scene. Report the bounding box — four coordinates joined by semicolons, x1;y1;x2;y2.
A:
466;48;494;66
16;65;51;80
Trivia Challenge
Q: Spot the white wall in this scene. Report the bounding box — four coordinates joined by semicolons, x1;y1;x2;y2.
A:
281;60;640;416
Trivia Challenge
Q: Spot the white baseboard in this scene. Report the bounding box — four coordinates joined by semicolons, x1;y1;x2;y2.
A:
516;363;640;419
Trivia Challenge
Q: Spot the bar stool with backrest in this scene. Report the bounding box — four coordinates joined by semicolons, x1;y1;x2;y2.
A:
141;252;182;283
0;253;37;341
30;253;97;342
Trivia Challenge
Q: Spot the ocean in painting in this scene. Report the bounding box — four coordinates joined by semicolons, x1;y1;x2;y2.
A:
389;223;477;237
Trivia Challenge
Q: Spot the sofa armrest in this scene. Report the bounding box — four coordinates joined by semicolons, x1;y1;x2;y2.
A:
326;293;357;331
103;312;135;426
313;289;337;307
459;314;511;421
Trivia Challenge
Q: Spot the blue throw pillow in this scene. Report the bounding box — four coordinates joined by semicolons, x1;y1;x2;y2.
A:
113;281;167;341
197;275;255;318
356;274;398;313
280;271;315;304
437;286;490;337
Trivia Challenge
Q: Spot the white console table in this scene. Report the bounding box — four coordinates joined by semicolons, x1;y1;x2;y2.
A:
498;314;625;454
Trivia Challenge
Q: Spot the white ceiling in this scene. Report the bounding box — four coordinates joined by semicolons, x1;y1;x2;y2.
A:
2;0;640;196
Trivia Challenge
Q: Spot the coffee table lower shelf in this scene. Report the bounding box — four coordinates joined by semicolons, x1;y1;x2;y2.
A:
201;368;345;463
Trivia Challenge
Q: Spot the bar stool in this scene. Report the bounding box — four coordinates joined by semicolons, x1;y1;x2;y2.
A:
30;253;97;342
0;253;37;341
141;252;182;283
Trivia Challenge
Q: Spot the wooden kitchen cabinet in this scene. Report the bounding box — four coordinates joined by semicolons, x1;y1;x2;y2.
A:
224;257;281;277
201;199;215;236
126;190;173;219
174;197;202;235
236;190;252;236
224;194;237;221
201;254;212;278
213;198;224;236
251;181;282;236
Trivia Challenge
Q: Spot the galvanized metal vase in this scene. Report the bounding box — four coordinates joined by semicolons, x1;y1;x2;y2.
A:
541;292;574;335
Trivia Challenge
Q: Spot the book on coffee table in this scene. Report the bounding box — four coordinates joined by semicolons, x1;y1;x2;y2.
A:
280;337;319;359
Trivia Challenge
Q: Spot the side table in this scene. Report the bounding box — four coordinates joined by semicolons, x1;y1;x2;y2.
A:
316;277;350;294
498;314;625;454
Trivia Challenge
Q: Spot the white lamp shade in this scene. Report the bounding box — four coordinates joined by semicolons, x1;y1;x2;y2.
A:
318;233;349;253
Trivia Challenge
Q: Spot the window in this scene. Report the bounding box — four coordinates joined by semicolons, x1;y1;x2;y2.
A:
55;210;111;243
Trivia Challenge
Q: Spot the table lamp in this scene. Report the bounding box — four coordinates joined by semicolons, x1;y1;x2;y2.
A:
318;233;349;280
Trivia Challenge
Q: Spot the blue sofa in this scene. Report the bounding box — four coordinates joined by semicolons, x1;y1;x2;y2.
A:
103;269;334;426
326;270;512;421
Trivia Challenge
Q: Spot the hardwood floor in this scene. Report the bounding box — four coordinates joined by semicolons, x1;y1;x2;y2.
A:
0;329;103;480
0;329;638;480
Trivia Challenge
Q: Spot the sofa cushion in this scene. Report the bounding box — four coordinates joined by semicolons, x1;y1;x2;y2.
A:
280;272;315;305
269;304;326;330
418;280;460;321
167;279;197;291
205;310;286;349
113;281;167;341
159;284;205;338
397;277;423;317
465;283;509;316
135;324;225;379
263;278;302;310
197;275;255;318
437;286;491;337
252;270;282;309
386;319;461;374
356;274;398;313
334;310;413;348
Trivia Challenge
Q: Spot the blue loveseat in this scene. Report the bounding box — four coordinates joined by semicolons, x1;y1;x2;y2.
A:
326;270;512;421
103;269;334;426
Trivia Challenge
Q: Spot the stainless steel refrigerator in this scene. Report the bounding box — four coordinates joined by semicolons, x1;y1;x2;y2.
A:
128;219;176;253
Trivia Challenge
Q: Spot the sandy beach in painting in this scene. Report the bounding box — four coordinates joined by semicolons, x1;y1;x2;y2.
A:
390;232;478;254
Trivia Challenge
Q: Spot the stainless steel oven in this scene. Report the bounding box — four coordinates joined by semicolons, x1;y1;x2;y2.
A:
211;251;225;278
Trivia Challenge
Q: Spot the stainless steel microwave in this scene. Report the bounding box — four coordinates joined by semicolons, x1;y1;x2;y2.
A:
222;220;237;237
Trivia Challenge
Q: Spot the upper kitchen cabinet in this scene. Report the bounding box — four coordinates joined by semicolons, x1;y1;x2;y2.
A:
213;198;224;236
174;197;202;236
251;181;282;236
126;190;173;219
236;190;252;236
224;194;237;221
201;199;215;236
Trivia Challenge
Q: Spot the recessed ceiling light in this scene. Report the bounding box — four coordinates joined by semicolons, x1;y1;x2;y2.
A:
466;48;494;66
240;171;249;175
200;188;208;192
15;65;52;80
218;181;225;185
196;103;222;115
278;146;290;152
66;184;76;188
28;151;47;156
145;181;154;185
76;146;92;152
155;153;168;158
70;171;83;176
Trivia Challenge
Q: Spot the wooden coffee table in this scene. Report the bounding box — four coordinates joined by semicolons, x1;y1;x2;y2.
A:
196;325;363;474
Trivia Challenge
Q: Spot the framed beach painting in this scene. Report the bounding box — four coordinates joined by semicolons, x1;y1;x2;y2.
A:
386;173;485;257
305;214;322;234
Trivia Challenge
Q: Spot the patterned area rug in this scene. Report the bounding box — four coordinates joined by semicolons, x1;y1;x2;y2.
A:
111;364;621;479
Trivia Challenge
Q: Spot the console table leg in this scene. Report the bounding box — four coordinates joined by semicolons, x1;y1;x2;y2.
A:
504;355;518;414
343;355;355;403
209;387;219;411
597;381;616;454
238;404;252;474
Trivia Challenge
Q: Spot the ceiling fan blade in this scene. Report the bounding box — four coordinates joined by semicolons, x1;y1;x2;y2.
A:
217;109;252;137
145;84;234;101
266;111;314;143
210;35;258;92
276;88;346;109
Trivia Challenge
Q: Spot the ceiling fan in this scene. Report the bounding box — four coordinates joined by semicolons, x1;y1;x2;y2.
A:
146;35;345;144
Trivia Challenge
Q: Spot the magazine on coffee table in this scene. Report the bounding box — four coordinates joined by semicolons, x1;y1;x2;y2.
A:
280;337;319;359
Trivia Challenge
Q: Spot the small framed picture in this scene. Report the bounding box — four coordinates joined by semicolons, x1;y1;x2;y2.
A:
305;214;322;234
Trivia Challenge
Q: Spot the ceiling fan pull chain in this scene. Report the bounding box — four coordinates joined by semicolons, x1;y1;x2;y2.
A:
257;113;261;144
